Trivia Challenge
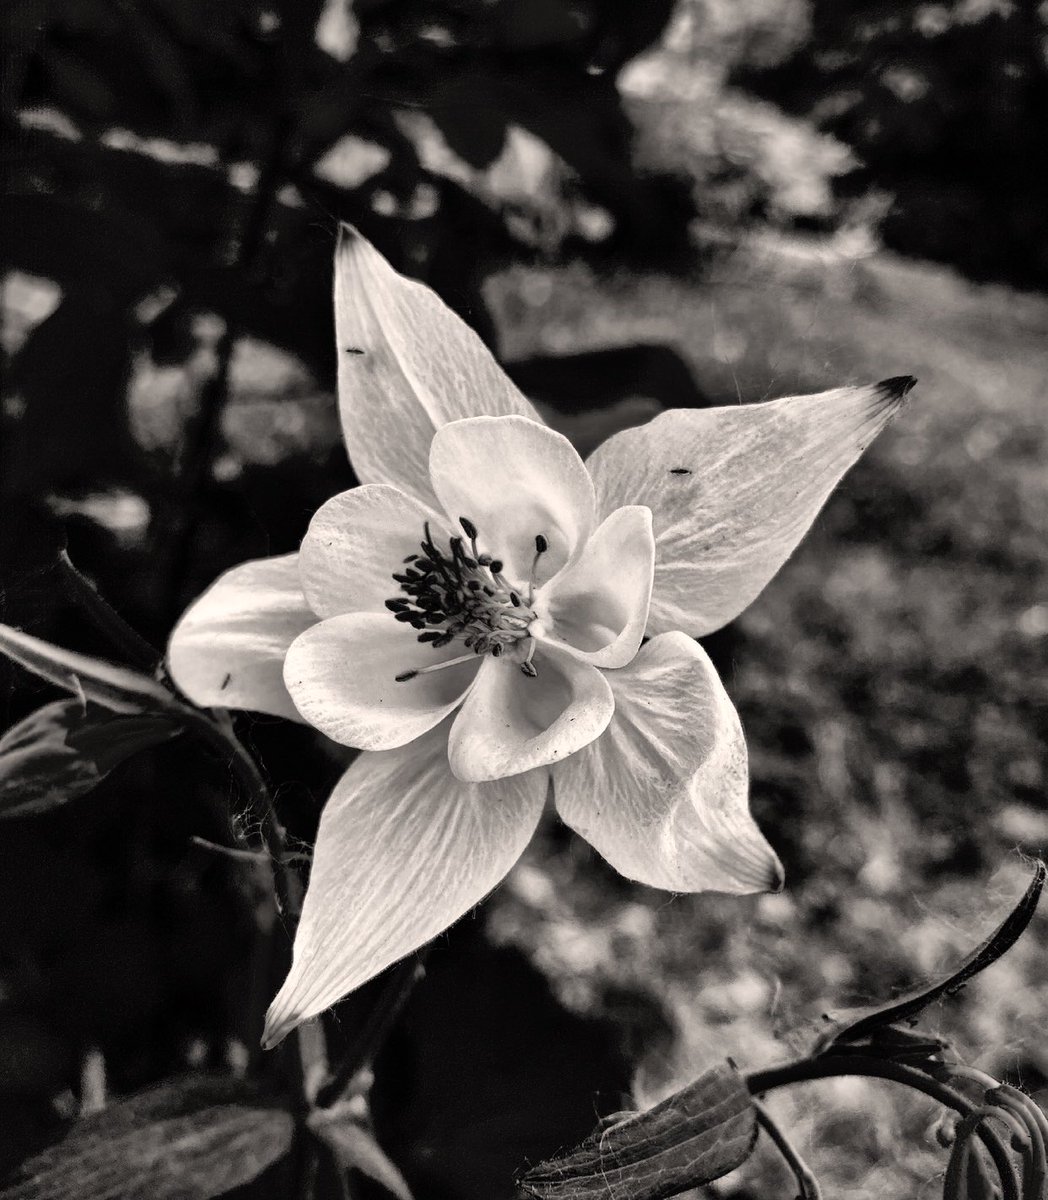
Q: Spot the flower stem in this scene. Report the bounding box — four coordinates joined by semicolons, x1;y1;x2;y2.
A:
752;1097;822;1199
315;954;427;1111
746;1055;1023;1200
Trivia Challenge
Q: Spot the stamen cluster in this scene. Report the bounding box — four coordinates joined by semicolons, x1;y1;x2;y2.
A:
386;518;543;681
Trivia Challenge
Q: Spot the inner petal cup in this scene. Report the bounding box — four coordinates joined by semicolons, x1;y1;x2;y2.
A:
428;415;597;586
536;505;654;669
447;648;614;782
283;612;481;750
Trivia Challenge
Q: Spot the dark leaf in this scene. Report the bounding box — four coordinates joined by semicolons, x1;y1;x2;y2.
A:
1;290;141;495
308;1104;413;1200
0;624;176;715
815;860;1046;1053
490;0;592;52
0;1075;294;1199
0;502;67;618
0;195;168;302
0;699;180;819
518;1061;758;1200
428;75;509;169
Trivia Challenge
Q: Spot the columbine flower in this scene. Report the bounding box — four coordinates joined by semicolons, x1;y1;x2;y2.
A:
167;226;912;1047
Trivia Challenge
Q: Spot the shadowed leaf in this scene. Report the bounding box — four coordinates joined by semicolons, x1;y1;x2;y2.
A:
815;859;1046;1053
0;699;180;819
0;624;175;715
0;1076;294;1199
518;1061;758;1200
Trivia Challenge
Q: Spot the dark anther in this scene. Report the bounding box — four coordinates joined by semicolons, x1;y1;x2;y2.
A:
535;534;548;554
394;611;417;623
491;643;503;657
489;559;503;574
459;516;478;539
520;661;538;678
418;631;443;643
510;592;521;606
477;554;492;566
385;599;408;612
394;670;418;682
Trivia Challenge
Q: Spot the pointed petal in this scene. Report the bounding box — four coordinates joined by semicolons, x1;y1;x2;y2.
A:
428;415;596;585
448;648;613;783
263;722;548;1046
335;225;541;506
167;555;315;720
535;505;654;669
299;484;448;618
585;379;914;636
554;632;783;893
283;612;480;749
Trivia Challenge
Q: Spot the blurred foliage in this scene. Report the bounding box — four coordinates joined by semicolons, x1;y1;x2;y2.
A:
732;0;1048;286
0;2;698;1194
1;1;1047;1197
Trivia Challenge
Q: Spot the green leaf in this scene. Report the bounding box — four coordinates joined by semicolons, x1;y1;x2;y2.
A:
518;1061;758;1200
814;859;1046;1054
0;700;180;819
0;1075;294;1199
0;624;175;715
308;1103;413;1200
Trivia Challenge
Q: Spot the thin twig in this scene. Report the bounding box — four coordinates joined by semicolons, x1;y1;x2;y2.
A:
747;1055;1023;1200
189;834;271;864
752;1098;822;1199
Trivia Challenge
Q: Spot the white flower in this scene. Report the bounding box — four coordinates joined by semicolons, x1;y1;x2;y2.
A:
166;226;912;1047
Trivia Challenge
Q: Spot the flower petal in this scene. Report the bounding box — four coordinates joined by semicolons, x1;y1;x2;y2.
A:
335;225;541;506
586;379;915;636
448;648;613;783
167;555;315;720
299;484;448;619
428;415;596;585
535;505;654;669
263;721;548;1047
554;632;783;893
283;613;480;749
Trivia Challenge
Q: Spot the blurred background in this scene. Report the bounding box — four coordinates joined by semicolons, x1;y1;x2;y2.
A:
1;1;1047;1197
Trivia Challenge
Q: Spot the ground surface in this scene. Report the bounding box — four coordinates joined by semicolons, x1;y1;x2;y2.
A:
481;232;1048;1198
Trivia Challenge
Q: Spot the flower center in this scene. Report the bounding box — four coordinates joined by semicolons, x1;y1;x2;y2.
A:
387;518;548;683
